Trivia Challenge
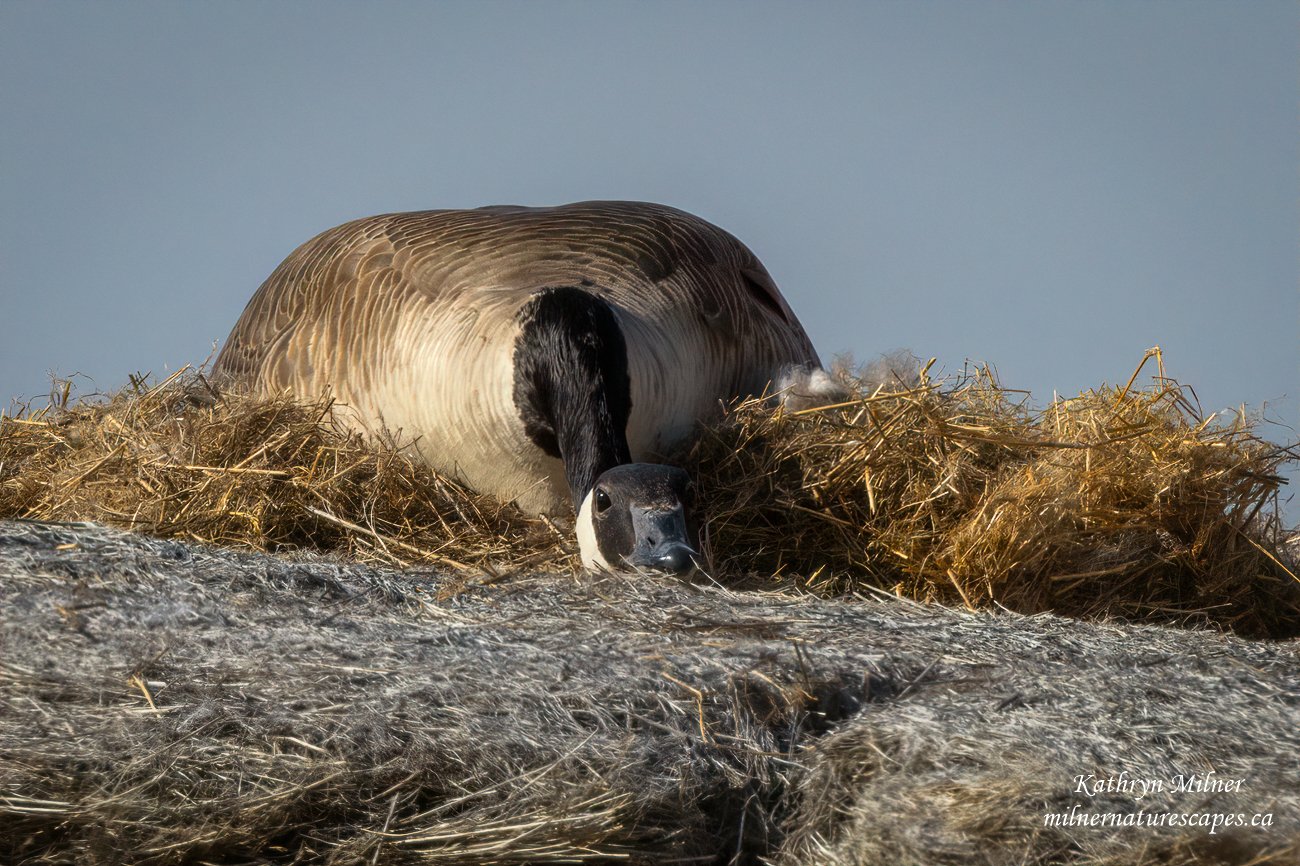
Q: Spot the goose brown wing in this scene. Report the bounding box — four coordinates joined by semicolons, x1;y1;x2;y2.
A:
508;201;821;372
606;204;821;384
215;202;820;402
214;216;436;398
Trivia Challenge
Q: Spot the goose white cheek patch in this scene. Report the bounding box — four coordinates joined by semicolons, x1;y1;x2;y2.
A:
576;489;614;571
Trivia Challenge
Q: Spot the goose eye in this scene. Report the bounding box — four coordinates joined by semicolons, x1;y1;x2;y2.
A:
594;488;612;513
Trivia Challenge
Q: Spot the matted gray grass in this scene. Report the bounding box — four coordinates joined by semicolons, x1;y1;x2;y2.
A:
2;521;1297;864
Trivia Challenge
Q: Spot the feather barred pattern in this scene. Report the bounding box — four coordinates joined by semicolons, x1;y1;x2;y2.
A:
215;201;821;515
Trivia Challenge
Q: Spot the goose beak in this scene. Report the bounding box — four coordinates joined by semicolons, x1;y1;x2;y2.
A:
649;542;697;575
627;504;698;576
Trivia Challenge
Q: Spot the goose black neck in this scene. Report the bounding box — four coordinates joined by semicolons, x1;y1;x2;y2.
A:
512;287;633;505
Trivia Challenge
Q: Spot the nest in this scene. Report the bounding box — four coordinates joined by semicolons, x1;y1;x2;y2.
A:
1;351;1296;635
0;369;572;581
687;351;1299;637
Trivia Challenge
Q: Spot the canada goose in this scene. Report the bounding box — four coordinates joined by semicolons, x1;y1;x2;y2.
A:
215;201;835;574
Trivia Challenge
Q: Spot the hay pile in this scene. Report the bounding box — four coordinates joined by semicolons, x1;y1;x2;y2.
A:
689;352;1298;637
2;521;1297;865
1;352;1296;635
0;369;571;576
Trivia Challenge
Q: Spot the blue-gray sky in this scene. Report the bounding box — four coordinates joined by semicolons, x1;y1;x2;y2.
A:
2;1;1296;521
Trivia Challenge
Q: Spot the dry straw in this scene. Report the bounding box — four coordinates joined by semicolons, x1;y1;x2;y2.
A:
0;369;572;581
1;349;1296;636
687;349;1299;637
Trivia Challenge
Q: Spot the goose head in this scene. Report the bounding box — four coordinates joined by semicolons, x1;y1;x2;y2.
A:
513;285;702;575
575;463;699;575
